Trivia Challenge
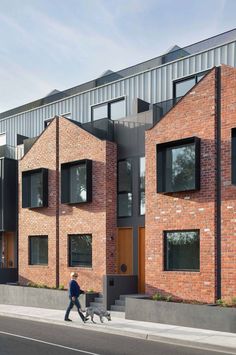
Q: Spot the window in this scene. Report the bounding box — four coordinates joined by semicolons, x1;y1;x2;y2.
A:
232;128;236;184
92;98;125;121
22;168;48;208
0;133;6;146
61;160;92;204
164;230;200;271
69;234;92;267
157;137;200;193
174;72;207;100
118;160;132;217
139;157;145;215
29;236;48;265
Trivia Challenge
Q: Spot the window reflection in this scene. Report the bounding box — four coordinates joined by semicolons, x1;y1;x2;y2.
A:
70;165;87;203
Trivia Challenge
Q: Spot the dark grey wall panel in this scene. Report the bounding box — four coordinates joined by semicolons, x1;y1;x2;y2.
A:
0;158;18;232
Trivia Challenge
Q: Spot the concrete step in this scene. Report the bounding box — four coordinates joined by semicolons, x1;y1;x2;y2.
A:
89;302;104;308
119;294;149;301
94;297;104;303
110;305;125;312
115;299;125;306
110;310;125;319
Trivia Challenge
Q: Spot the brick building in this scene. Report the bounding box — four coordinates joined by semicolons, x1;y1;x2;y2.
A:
0;29;236;305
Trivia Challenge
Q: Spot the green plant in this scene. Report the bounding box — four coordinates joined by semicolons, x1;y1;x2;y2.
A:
59;284;64;290
216;298;227;307
86;288;94;293
166;295;173;302
152;293;163;301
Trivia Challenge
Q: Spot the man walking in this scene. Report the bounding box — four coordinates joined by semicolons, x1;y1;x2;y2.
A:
64;272;89;323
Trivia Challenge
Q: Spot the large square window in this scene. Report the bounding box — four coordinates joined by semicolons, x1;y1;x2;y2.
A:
22;168;48;208
164;230;200;271
61;159;92;204
157;137;200;193
69;234;92;267
29;236;48;265
118;160;132;217
173;71;207;100
91;98;125;121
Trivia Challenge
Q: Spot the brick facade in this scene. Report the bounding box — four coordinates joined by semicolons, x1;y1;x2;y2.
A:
19;117;117;291
145;69;218;303
145;66;236;303
220;65;236;301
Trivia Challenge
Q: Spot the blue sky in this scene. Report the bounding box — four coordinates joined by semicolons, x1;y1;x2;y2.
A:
0;0;235;112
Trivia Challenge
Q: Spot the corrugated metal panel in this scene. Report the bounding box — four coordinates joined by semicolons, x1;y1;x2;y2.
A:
1;41;236;146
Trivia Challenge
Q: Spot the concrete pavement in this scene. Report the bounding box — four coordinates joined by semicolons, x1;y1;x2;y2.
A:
0;304;235;354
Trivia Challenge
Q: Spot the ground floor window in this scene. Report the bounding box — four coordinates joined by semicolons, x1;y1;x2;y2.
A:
29;236;48;265
69;234;92;268
164;230;199;271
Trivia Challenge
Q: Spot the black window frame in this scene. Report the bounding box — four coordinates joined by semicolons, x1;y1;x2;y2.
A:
173;71;209;100
29;235;48;266
68;234;92;268
157;136;200;193
139;157;145;216
117;159;133;218
22;168;48;209
61;159;92;204
91;97;125;121
164;229;200;272
232;128;236;184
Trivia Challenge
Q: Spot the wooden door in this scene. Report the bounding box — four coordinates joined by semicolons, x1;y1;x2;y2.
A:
117;228;133;274
138;227;145;293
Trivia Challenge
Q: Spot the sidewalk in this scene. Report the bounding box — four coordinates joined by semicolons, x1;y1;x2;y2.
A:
0;304;236;354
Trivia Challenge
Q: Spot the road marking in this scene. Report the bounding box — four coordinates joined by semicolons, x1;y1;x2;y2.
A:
0;331;101;355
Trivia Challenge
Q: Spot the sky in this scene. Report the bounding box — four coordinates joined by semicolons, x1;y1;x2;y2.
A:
0;0;235;113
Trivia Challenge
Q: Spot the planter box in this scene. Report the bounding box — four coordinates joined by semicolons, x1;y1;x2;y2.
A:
0;285;98;311
126;298;236;333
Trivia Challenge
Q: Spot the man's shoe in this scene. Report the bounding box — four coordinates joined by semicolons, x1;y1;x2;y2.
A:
64;318;72;322
83;317;89;323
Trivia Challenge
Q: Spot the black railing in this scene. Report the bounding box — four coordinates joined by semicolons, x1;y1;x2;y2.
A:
82;118;114;141
153;96;182;124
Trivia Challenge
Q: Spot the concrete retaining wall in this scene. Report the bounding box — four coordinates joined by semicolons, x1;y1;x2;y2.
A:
126;298;236;333
0;285;97;310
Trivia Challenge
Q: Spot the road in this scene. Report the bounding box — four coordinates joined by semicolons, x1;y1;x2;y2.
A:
0;316;234;355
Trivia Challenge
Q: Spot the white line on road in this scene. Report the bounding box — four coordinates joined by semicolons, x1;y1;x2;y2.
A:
0;330;101;355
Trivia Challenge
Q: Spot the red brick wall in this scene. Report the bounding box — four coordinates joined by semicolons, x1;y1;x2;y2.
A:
19;119;58;287
18;117;117;292
58;118;117;291
145;69;218;303
220;65;236;301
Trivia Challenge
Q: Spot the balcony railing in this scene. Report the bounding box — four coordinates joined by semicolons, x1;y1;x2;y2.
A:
153;96;182;124
0;144;24;160
82;118;114;141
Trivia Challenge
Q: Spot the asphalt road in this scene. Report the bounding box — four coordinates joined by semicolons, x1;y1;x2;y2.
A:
0;316;233;355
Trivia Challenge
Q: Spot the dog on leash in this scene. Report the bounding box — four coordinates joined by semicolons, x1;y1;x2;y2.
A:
85;306;111;323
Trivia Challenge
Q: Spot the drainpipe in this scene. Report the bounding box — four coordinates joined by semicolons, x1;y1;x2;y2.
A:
56;116;60;288
215;67;221;300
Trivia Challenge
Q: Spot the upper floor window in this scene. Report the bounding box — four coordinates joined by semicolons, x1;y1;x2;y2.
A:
22;168;48;208
29;235;48;265
0;133;6;146
69;234;92;268
164;230;200;271
174;71;207;100
61;159;92;204
139;157;145;215
157;137;200;193
92;98;125;121
118;159;132;217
